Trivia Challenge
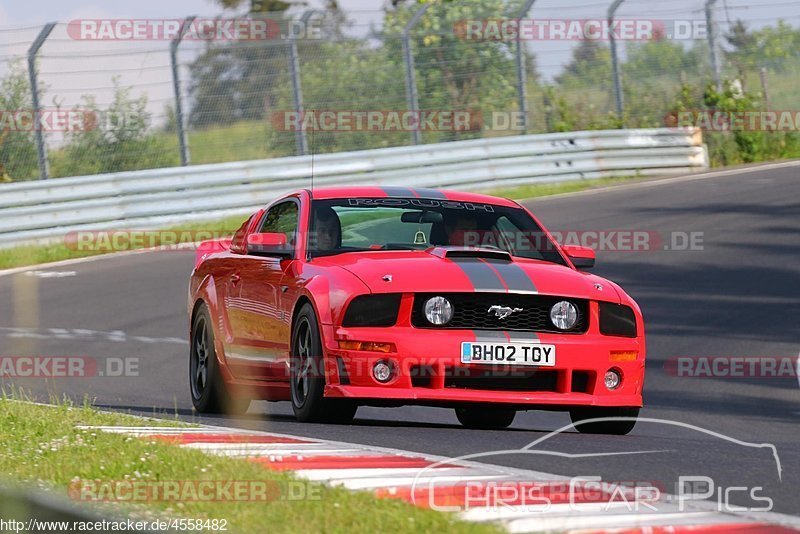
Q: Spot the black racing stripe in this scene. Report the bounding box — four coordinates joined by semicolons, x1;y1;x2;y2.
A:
484;259;537;293
411;188;447;199
451;258;506;292
506;331;539;342
380;186;416;197
472;329;507;342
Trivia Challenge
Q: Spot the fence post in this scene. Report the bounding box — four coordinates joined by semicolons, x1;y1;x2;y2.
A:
288;10;321;156
402;4;431;145
27;23;56;180
514;0;537;134
607;0;626;126
170;16;195;167
705;0;722;92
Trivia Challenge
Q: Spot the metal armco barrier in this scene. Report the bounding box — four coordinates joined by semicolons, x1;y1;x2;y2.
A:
0;128;708;248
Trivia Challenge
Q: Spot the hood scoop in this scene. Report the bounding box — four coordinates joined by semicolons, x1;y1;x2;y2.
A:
427;246;512;262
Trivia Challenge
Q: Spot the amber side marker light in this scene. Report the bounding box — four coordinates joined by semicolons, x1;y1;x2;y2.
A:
610;351;638;362
338;341;397;353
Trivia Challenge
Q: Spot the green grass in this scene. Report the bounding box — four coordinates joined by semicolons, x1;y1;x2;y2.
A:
486;174;645;201
0;215;249;270
0;174;654;271
0;395;499;533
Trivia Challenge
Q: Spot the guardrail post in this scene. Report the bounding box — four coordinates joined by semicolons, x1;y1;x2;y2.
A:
607;0;626;126
170;16;195;167
27;23;56;180
705;0;722;92
402;4;430;145
515;0;537;133
288;10;321;156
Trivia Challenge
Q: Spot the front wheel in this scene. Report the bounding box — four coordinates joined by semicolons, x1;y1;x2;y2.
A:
190;304;251;415
290;303;357;424
455;406;516;429
569;407;640;435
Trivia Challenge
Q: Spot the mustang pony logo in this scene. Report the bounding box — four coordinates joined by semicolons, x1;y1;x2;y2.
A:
488;305;523;320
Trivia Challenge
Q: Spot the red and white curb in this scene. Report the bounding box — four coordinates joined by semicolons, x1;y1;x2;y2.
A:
80;424;800;534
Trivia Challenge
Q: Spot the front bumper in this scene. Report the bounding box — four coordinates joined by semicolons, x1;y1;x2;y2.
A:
321;323;644;410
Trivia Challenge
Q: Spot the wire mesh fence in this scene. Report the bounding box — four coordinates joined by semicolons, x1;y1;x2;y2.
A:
0;0;798;182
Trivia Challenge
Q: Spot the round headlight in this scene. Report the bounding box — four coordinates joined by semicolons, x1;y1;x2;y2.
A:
550;301;578;330
373;361;394;383
604;369;622;390
424;296;453;325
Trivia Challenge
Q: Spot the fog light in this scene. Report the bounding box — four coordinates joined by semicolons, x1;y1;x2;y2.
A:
604;369;622;390
373;361;394;383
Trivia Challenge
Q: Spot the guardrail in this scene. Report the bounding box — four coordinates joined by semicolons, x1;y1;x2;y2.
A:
0;128;707;248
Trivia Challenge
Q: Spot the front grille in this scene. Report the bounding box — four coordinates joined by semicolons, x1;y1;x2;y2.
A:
412;293;589;333
444;367;559;392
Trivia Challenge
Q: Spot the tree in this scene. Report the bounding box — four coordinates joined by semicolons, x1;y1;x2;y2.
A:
0;61;38;181
382;0;523;141
188;42;291;128
187;0;307;129
555;40;611;89
54;79;174;176
725;19;758;82
624;39;703;79
214;0;298;13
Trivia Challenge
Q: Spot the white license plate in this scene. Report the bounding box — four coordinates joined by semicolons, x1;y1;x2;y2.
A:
461;342;556;366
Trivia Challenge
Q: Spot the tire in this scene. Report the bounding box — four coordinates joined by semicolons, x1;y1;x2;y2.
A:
455;406;516;429
569;407;640;435
190;304;251;415
290;303;357;424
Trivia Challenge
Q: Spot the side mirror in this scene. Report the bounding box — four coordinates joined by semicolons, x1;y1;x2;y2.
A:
562;244;595;270
246;233;292;259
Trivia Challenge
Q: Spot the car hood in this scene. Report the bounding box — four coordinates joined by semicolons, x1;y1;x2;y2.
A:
313;250;621;303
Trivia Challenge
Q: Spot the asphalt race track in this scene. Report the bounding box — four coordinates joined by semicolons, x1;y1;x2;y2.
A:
1;163;798;515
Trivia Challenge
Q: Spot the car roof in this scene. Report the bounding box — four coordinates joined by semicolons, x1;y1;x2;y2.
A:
303;186;519;208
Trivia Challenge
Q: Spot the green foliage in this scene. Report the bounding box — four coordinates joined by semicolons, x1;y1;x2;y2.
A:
384;0;517;142
51;79;175;177
188;38;293;129
668;79;800;167
556;40;612;90
725;19;800;79
4;6;800;182
0;62;38;181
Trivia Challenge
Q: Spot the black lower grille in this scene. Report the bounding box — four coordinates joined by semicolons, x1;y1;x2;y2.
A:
445;367;559;392
412;293;588;333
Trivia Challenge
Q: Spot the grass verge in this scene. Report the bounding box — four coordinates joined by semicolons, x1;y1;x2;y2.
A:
0;175;649;271
0;396;499;533
0;215;248;271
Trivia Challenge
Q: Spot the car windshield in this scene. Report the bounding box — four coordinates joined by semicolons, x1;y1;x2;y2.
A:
308;197;567;265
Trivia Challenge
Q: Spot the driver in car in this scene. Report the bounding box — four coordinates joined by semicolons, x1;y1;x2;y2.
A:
312;206;342;252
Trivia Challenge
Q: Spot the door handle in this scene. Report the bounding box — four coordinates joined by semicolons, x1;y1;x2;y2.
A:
230;274;241;286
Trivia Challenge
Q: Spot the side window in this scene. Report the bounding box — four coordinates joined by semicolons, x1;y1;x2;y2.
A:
230;216;252;254
259;201;299;248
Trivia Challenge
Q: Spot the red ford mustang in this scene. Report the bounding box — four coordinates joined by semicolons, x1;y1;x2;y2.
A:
188;186;645;434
